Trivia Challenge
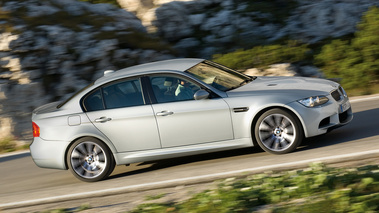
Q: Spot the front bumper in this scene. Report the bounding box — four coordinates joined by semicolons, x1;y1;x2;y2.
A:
288;95;353;138
30;137;70;170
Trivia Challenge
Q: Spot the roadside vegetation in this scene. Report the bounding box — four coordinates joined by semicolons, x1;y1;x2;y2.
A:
129;163;378;213
213;6;379;96
31;163;379;213
0;137;28;153
213;40;311;70
315;6;379;95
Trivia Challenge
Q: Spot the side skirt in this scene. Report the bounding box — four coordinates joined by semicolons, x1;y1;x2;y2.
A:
113;138;253;165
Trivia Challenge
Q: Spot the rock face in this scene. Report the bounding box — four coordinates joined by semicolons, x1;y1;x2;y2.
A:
0;0;174;140
119;0;285;57
1;0;378;140
119;0;379;57
284;0;379;43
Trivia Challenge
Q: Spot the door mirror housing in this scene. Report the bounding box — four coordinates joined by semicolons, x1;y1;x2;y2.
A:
194;89;210;100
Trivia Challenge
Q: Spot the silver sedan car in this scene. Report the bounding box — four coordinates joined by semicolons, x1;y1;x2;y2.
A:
30;58;353;182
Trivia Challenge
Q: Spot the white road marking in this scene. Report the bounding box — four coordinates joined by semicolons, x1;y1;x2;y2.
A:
1;149;379;209
350;94;379;103
0;150;30;158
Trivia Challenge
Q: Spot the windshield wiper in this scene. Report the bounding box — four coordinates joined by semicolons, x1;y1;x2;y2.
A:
239;77;254;86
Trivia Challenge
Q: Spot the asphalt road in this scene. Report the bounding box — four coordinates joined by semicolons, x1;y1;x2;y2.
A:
1;95;378;210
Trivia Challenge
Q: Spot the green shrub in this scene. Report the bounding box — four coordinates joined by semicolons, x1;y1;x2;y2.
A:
212;41;310;70
315;6;379;91
130;163;379;213
0;137;16;153
132;164;379;213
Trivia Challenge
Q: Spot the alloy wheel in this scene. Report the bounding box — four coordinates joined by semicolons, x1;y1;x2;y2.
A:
70;141;107;179
258;113;296;152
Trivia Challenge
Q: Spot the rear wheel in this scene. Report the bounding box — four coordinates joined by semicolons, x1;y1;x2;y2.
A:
67;137;115;182
254;109;303;154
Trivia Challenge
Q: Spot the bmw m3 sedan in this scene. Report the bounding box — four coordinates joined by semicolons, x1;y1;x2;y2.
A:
30;58;353;181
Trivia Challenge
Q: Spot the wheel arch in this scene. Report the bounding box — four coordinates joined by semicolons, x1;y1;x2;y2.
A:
250;105;306;144
64;135;117;170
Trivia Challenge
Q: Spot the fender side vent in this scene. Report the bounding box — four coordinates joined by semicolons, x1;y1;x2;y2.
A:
233;107;249;113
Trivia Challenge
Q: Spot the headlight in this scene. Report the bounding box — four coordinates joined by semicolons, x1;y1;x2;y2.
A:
298;96;329;107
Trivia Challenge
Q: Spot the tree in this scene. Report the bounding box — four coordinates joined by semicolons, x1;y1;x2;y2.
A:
354;6;379;79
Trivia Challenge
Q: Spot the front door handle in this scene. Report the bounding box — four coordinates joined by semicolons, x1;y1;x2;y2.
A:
156;111;174;116
94;117;112;123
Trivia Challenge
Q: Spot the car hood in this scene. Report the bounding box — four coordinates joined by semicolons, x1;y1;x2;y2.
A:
227;76;339;99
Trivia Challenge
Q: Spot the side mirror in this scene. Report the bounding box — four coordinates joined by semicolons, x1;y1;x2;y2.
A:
194;89;210;100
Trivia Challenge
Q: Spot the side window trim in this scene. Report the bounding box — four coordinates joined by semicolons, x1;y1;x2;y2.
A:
141;76;156;104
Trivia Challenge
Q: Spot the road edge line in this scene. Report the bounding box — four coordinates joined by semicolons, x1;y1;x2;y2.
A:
349;94;379;103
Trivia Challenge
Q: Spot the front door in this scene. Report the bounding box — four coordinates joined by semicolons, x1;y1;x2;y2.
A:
149;75;233;148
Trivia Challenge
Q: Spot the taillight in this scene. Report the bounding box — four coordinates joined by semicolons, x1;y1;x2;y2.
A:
32;122;40;137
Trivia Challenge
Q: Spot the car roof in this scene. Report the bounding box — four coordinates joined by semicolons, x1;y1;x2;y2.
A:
95;58;205;85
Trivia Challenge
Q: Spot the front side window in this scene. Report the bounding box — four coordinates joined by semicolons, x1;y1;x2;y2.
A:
149;75;201;103
82;78;144;112
185;60;252;91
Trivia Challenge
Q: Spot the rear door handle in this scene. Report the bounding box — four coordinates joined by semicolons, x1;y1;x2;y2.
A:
156;111;174;116
94;117;112;123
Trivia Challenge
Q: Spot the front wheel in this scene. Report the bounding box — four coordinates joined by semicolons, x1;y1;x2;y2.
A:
254;109;303;154
67;137;115;182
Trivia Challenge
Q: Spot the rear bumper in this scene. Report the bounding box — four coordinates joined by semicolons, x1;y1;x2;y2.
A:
30;137;70;170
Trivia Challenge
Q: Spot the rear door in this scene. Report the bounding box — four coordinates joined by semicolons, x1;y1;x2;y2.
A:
83;78;161;152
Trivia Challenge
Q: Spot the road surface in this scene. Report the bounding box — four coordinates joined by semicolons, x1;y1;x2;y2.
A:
0;95;378;211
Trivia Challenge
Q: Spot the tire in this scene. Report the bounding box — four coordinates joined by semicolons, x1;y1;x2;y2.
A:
254;108;303;154
67;137;115;182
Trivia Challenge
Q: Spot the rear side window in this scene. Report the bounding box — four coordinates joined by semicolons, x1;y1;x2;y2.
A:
102;79;144;109
83;89;104;111
82;78;144;112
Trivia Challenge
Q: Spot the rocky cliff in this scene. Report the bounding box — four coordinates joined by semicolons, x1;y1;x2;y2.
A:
119;0;379;57
0;0;174;140
1;0;378;140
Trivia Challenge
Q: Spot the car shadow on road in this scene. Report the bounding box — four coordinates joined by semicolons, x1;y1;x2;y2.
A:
299;108;379;150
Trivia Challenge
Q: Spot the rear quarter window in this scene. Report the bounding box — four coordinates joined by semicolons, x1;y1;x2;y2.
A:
82;89;105;112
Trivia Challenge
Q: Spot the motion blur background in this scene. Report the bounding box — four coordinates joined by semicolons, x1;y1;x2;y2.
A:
0;0;378;142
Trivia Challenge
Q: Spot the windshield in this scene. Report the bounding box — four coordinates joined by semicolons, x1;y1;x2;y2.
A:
185;60;253;92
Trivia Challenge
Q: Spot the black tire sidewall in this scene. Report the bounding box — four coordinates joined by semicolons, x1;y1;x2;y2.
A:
254;108;303;154
67;137;115;182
